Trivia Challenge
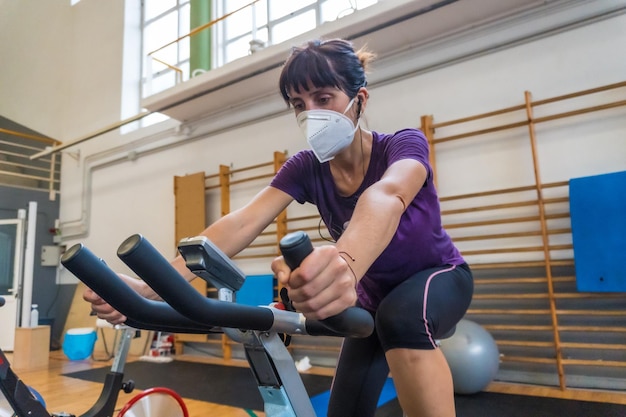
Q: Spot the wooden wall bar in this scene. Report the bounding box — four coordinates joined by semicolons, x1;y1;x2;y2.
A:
421;81;626;391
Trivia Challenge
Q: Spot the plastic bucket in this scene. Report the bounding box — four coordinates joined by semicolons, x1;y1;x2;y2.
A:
62;327;97;360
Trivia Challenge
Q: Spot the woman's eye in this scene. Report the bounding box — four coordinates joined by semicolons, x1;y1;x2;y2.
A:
318;97;330;105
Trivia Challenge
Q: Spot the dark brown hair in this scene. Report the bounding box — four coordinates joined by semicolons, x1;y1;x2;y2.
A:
279;39;375;104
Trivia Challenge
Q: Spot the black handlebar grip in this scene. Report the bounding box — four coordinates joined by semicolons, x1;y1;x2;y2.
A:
279;231;374;338
0;296;5;307
60;243;217;333
279;231;314;270
117;234;275;331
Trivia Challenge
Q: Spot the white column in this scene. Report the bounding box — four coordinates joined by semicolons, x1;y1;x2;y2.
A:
20;201;37;327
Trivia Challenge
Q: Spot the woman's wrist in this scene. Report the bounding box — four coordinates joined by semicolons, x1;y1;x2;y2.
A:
338;251;358;289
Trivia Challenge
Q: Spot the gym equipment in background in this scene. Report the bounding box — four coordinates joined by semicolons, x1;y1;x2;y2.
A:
439;318;500;395
569;170;626;292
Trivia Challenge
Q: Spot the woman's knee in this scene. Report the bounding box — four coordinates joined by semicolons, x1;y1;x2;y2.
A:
375;296;437;350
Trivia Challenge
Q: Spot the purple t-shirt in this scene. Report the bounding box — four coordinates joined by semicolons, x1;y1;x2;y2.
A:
270;128;464;311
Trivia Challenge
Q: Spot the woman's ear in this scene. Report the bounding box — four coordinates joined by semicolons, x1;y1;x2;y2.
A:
357;87;369;116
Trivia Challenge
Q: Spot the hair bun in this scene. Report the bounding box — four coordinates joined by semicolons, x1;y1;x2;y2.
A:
356;46;376;73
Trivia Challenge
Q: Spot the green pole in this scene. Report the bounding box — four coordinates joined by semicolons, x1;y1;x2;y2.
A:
190;0;212;76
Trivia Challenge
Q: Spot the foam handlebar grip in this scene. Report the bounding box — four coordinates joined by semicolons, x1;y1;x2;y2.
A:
117;234;275;331
60;244;217;333
279;231;374;338
279;231;314;270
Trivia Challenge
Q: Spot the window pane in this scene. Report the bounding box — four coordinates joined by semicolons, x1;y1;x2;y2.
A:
144;11;178;54
253;27;268;46
249;27;269;54
180;3;190;35
225;35;253;63
152;44;178;70
144;0;177;21
254;0;268;26
321;0;353;22
179;37;190;63
226;5;253;39
224;0;251;13
146;70;177;96
321;0;378;22
145;59;168;78
271;9;316;45
269;0;315;21
179;61;190;82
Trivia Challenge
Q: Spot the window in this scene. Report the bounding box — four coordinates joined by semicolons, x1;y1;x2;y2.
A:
142;0;191;97
141;0;378;99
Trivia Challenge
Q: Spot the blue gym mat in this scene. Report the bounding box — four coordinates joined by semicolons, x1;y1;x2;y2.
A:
569;170;626;292
310;377;397;416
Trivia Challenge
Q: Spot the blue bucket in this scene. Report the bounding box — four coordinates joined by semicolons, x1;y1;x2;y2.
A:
63;327;97;360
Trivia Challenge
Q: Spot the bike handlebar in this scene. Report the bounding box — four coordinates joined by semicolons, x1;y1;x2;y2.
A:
117;234;276;332
61;244;217;334
117;233;374;338
61;233;374;339
0;296;4;307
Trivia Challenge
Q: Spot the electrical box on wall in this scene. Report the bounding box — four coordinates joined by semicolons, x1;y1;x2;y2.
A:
56;263;78;285
41;245;65;266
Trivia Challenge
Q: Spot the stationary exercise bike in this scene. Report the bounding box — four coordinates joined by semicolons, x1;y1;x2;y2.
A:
0;297;188;417
58;231;375;417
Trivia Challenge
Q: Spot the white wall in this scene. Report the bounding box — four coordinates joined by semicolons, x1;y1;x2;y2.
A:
0;0;125;140
0;1;71;139
371;13;626;195
2;1;625;275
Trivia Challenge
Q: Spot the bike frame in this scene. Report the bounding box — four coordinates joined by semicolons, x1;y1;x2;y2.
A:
0;313;137;417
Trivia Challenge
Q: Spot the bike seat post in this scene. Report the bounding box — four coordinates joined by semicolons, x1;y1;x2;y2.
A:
244;331;317;417
110;327;136;373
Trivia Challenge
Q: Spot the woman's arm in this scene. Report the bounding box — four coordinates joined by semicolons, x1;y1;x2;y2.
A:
86;186;293;323
336;158;427;279
274;159;427;320
171;186;294;281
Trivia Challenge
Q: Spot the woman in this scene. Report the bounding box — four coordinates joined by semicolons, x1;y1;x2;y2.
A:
85;39;473;417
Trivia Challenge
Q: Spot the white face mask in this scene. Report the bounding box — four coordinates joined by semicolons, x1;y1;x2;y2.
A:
296;98;360;163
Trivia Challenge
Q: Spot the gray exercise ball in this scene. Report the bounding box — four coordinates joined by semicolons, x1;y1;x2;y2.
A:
439;319;500;395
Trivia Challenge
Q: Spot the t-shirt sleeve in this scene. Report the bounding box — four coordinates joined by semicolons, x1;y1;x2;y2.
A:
270;150;314;204
385;129;432;179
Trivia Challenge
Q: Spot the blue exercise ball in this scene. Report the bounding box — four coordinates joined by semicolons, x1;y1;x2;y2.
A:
439;319;500;395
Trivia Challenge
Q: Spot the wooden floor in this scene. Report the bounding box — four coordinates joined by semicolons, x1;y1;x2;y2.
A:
4;350;626;417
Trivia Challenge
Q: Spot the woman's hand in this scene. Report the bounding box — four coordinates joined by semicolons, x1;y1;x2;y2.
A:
272;245;358;320
82;273;150;325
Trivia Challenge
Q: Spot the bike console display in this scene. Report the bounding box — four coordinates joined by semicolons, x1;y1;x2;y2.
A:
177;236;246;292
